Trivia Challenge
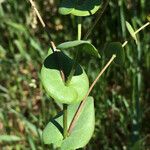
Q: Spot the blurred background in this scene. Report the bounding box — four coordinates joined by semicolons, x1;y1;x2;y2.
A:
0;0;150;149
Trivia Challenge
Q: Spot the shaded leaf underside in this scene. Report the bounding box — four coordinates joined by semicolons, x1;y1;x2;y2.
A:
57;40;100;58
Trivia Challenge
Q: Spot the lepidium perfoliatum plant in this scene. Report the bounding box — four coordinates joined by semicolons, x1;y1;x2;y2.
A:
28;0;150;149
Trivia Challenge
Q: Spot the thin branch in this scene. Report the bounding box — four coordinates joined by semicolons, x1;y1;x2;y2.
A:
29;0;56;52
65;17;82;86
29;0;45;27
68;54;116;134
84;0;109;40
122;41;128;47
134;22;150;34
63;104;68;139
77;17;82;40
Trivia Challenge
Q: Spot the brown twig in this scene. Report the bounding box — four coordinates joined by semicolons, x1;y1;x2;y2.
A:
68;54;116;134
29;0;45;27
29;0;56;52
28;0;66;81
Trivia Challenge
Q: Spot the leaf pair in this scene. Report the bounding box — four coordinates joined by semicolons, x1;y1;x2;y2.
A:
43;97;95;150
57;40;100;58
41;41;100;104
59;0;102;16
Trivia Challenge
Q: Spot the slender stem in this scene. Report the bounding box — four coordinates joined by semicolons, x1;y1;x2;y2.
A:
63;104;68;139
65;60;78;86
63;17;82;138
68;54;116;134
122;41;128;47
134;22;150;34
84;0;109;40
122;22;150;47
65;52;78;86
78;17;82;40
64;18;82;134
29;0;45;27
29;0;56;52
65;17;82;85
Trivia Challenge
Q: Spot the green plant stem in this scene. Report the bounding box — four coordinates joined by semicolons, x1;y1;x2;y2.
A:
65;17;82;85
78;17;82;40
65;52;78;86
63;104;68;139
63;17;82;139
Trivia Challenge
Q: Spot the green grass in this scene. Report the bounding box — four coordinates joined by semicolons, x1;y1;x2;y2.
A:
0;0;150;149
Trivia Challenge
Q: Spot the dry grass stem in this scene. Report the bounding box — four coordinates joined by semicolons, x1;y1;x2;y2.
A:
68;54;116;134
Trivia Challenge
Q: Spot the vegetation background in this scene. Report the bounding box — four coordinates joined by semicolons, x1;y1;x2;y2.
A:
0;0;150;149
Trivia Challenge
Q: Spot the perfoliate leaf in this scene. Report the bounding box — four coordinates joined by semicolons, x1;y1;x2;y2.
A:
59;0;102;16
57;40;100;58
126;21;137;43
104;42;125;65
41;48;89;104
43;97;95;150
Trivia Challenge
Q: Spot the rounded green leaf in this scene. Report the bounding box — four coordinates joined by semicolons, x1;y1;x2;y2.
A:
41;49;89;104
57;40;100;58
126;21;137;43
43;97;95;150
59;0;102;16
104;42;125;65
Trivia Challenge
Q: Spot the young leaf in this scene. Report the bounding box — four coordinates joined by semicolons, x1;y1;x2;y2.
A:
104;42;125;65
126;21;137;43
43;97;95;150
59;0;102;16
41;48;89;104
57;40;100;58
